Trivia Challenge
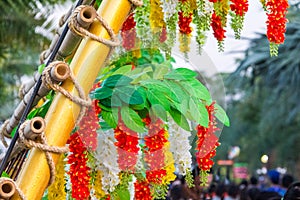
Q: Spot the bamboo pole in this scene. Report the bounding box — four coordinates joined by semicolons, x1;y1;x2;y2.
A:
12;1;131;199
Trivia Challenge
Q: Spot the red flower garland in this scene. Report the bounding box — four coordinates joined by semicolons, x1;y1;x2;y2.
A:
143;117;167;184
77;100;100;151
134;180;152;200
114;119;140;171
178;12;193;35
196;103;220;171
121;13;137;50
67;133;91;199
211;12;226;42
266;0;288;44
230;0;249;16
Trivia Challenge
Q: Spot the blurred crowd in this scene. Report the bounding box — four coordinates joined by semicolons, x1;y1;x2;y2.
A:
166;169;300;200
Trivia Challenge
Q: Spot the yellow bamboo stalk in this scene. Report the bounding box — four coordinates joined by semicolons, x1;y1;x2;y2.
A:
12;1;131;199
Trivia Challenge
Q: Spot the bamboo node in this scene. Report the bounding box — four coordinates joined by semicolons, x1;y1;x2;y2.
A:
0;177;26;200
42;61;92;125
18;119;69;186
68;5;120;47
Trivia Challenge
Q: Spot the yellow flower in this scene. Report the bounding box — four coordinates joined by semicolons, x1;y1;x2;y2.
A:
179;33;191;53
162;139;176;185
93;170;108;199
150;0;166;33
48;155;66;200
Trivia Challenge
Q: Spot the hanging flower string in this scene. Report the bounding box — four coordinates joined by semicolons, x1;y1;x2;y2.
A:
196;102;220;185
265;0;289;56
114;118;140;171
47;155;67;200
121;13;137;51
230;0;249;39
67;133;91;199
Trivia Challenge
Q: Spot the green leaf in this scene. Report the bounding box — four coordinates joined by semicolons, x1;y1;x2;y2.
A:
214;103;230;127
121;107;145;133
112;65;132;75
93;87;114;100
1;171;10;178
99;121;113;131
169;107;191;131
115;86;144;105
100;96;122;107
153;63;169;80
164;68;198;80
27;108;39;119
102;75;133;88
101;110;118;128
38;63;46;74
147;87;171;111
116;189;130;200
150;104;167;121
181;80;211;101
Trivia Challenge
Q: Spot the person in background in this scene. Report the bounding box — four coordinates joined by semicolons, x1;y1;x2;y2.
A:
266;169;285;196
280;174;295;196
224;184;239;200
283;181;300;200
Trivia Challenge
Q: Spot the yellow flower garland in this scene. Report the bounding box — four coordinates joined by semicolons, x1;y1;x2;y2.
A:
162;132;176;185
93;170;107;199
150;0;166;33
47;154;66;200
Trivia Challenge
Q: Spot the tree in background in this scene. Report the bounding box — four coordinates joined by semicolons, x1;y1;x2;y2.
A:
219;2;300;177
0;0;66;120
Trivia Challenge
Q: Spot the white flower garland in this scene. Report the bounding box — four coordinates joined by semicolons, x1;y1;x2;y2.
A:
93;129;120;193
161;0;179;20
168;118;193;175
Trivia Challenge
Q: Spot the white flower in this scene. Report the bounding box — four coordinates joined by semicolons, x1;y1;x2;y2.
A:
161;0;179;20
168;118;192;175
93;129;120;193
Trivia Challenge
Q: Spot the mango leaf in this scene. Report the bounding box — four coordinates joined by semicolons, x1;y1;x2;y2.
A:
100;97;122;107
130;66;153;84
101;110;118;128
116;189;130;200
99;121;113;131
164;68;198;80
169;107;191;131
153;63;169;80
187;97;208;125
102;74;133;88
121;107;145;133
115;86;144;105
112;65;132;75
93;87;113;100
187;79;211;102
147;87;171;111
214;103;230;127
150;104;168;121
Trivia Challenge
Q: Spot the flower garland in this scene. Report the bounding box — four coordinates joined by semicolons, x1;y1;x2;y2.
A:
265;0;289;56
94;129;121;193
47;154;67;200
121;13;137;51
114;118;140;171
195;102;220;185
143;117;168;198
67;132;91;199
77;100;100;150
230;0;249;39
168;118;193;176
134;180;152;200
92;170;109;199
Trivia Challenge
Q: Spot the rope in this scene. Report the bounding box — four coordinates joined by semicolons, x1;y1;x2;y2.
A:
0;177;26;200
42;61;92;125
0;120;10;148
18;121;68;186
128;0;143;6
68;5;120;47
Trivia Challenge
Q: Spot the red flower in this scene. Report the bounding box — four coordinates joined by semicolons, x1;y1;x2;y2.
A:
196;102;220;171
121;13;137;50
114;120;139;170
230;0;249;16
211;12;226;42
178;11;193;35
77;101;99;150
67;133;91;199
134;180;152;200
146;169;167;184
266;0;288;44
